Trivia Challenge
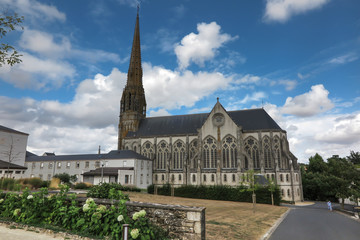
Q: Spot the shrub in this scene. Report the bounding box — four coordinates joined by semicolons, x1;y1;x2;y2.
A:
87;183;140;199
0;178;16;190
74;182;91;189
28;178;44;189
54;173;70;183
149;184;281;205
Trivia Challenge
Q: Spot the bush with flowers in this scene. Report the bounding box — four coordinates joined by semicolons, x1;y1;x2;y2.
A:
0;186;168;239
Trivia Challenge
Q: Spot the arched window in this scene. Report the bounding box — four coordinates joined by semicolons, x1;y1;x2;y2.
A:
280;174;283;182
222;135;237;168
141;141;154;161
157;141;169;170
189;140;198;169
155;175;158;182
162;174;165;181
203;175;207;182
192;174;196;182
232;174;236;182
133;146;137;153
173;140;185;170
171;174;175;182
263;136;272;169
274;137;281;168
211;174;215;182
244;137;260;169
286;174;289;182
203;136;217;168
179;174;182;181
281;189;284;196
224;174;227;182
287;189;291;197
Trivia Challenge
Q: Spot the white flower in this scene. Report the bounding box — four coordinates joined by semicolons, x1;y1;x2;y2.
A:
85;198;94;205
97;205;106;213
130;229;140;239
27;195;33;200
132;210;146;220
0;199;4;203
83;203;90;212
117;214;124;222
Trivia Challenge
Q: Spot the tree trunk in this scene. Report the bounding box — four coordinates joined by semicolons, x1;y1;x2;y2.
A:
341;198;345;209
252;192;256;214
271;192;274;205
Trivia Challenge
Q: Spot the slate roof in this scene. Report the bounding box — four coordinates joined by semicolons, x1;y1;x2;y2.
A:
82;167;134;176
26;150;149;162
0;160;27;169
0;125;28;136
127;108;282;138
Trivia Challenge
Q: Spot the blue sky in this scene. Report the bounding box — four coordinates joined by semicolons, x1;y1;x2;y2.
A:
0;0;359;162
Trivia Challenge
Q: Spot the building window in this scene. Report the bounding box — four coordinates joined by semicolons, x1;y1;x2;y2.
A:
123;161;127;167
32;162;36;169
263;136;272;169
39;174;43;179
66;162;71;168
211;174;215;182
222;135;237;168
203;136;217;168
125;175;129;184
48;162;53;169
146;174;149;184
224;174;227;182
173;140;185;170
280;174;283;182
141;141;154;160
192;174;196;182
287;189;291;197
147;161;150;170
162;174;165;181
155;174;158;182
47;174;51;180
141;161;144;169
0;170;2;174
15;171;21;174
178;174;182;181
171;174;175;182
232;174;236;182
274;137;281;168
40;162;44;169
244;137;260;169
157;141;169;170
203;175;207;182
57;162;61;168
140;174;143;184
85;161;89;168
134;146;137;153
286;174;289;182
281;189;284;196
95;161;100;168
272;174;275;181
189;140;198;169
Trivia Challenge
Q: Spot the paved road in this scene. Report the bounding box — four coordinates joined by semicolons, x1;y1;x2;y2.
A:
269;202;360;240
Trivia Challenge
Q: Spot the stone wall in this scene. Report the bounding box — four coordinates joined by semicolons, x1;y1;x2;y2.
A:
77;197;206;240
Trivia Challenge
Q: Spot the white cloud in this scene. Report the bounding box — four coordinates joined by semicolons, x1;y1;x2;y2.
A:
1;0;66;22
263;0;330;23
278;79;297;91
143;62;232;109
174;22;237;69
149;109;171;117
239;92;266;104
234;74;261;85
328;53;359;64
281;84;334;117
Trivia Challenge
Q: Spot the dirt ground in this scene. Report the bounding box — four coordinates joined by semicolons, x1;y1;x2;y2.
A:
127;192;288;240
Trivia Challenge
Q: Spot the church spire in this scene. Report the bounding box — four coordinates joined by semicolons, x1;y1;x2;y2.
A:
118;9;147;150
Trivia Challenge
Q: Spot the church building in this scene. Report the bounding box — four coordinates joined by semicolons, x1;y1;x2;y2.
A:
119;10;303;202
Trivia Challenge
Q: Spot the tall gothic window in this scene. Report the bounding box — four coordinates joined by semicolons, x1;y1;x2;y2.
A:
222;135;237;168
173;140;185;169
141;141;154;161
203;136;217;168
274;137;281;168
244;137;260;169
157;141;169;170
263;136;272;169
189;140;198;169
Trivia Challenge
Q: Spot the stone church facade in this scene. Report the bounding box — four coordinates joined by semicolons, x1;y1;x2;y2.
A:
118;11;303;202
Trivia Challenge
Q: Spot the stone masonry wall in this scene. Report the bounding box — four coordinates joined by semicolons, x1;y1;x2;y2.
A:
77;197;206;240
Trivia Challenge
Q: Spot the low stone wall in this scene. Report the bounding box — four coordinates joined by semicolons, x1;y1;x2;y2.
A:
77;197;206;240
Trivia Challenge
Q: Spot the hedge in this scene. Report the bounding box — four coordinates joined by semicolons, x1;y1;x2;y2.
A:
148;184;281;205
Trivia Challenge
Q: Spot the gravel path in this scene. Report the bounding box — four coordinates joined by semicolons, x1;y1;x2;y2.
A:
0;225;63;240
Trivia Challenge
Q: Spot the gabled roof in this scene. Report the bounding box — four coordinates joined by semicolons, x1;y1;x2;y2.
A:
82;167;134;176
127;108;282;138
0;160;27;169
26;150;150;162
0;125;28;136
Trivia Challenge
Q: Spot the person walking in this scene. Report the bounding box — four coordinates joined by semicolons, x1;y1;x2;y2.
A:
327;201;332;211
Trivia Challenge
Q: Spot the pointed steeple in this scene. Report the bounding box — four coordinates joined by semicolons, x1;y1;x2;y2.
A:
127;6;142;87
118;8;147;150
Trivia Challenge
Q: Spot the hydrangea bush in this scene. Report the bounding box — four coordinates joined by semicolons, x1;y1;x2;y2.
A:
0;186;168;239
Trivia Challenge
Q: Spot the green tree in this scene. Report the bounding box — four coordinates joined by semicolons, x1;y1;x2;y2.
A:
54;173;70;184
240;170;259;213
347;151;360;165
308;153;328;173
0;11;24;66
268;178;277;205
